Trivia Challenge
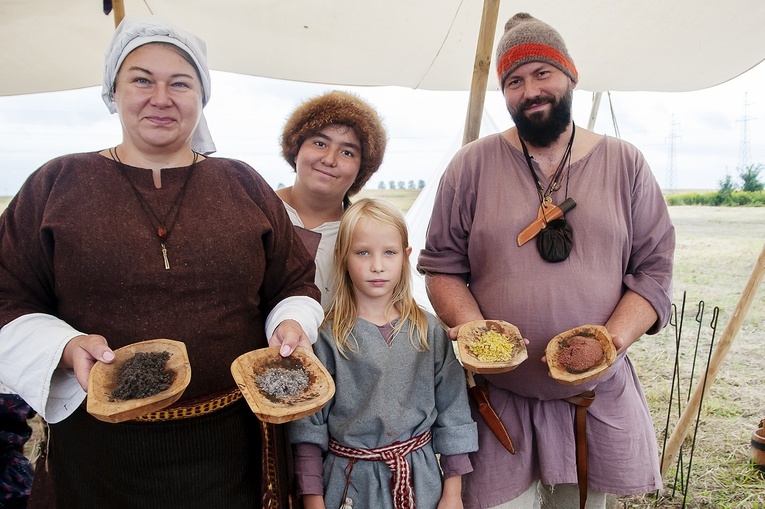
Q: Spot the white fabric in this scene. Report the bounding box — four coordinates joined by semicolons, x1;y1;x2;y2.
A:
2;1;764;96
488;481;607;509
282;201;340;309
100;15;216;155
0;313;87;423
488;481;541;509
265;295;324;345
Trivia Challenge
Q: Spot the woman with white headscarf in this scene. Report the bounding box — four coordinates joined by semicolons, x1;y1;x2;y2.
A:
0;16;322;508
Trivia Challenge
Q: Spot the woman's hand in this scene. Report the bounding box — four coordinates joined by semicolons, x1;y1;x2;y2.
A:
60;334;115;390
269;319;313;356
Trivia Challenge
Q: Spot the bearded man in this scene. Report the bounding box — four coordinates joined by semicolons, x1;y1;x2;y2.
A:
417;12;675;509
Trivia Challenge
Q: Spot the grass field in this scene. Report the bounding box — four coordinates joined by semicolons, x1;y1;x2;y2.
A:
6;192;765;508
617;206;765;509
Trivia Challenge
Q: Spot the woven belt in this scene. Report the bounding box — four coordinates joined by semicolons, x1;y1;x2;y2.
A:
133;388;243;422
330;431;432;509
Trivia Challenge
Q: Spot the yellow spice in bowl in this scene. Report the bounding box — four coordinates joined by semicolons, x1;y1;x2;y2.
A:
468;330;515;362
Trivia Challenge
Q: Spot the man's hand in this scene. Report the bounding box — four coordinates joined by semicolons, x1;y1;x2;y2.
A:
269;319;312;356
446;324;464;341
60;334;115;390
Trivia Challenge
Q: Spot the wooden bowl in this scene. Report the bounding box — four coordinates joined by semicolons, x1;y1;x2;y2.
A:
545;325;616;386
457;319;527;374
87;338;191;423
231;346;335;424
750;426;765;470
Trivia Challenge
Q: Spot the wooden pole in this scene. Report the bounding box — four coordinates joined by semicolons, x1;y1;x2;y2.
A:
462;0;500;146
113;0;125;28
587;92;602;131
661;240;765;477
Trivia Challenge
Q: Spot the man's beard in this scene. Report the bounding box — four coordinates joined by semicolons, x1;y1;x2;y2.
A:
510;86;573;148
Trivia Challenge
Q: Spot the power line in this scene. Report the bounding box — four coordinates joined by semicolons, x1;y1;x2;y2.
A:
737;92;756;170
665;116;681;191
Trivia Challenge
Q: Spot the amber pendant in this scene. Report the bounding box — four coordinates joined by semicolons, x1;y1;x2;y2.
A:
158;226;168;239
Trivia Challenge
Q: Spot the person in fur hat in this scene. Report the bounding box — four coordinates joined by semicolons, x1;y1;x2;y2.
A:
278;91;388;308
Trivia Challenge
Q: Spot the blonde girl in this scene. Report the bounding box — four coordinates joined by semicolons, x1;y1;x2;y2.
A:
290;198;478;509
326;197;426;357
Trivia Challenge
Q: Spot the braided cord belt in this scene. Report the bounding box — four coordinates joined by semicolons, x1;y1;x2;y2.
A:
329;430;432;509
133;388;243;422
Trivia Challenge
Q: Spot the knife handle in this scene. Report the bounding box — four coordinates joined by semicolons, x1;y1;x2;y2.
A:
559;197;577;214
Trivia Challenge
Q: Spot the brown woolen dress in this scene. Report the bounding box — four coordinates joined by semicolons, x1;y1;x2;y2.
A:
0;153;320;509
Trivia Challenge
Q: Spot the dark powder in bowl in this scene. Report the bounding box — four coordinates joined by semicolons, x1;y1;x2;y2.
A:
558;336;604;374
109;351;173;401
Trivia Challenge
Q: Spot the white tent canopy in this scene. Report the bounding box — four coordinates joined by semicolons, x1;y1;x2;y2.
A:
2;0;764;97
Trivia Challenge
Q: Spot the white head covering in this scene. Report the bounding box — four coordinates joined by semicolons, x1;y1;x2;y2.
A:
101;16;216;155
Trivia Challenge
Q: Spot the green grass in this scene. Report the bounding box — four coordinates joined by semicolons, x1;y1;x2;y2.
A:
666;190;765;206
618;206;765;508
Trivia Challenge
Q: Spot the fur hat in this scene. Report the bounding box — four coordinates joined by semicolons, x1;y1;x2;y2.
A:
495;12;578;88
281;91;387;197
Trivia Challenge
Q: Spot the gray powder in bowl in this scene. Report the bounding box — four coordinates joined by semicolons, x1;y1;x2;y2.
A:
256;366;309;399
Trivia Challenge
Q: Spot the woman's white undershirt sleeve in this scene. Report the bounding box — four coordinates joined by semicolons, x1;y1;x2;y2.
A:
0;313;87;423
265;296;323;344
0;298;323;422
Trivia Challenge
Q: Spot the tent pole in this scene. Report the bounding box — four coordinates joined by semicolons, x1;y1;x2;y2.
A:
587;92;602;131
113;0;125;28
660;240;765;477
462;0;500;146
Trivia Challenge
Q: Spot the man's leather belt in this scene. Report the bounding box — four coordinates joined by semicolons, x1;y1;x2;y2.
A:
564;390;596;509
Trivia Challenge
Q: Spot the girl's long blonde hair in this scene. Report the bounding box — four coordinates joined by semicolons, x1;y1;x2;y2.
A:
325;198;429;357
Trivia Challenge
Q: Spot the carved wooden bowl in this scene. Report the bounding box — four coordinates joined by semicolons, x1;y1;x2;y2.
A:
457;319;527;374
231;346;335;424
87;338;191;423
545;325;616;386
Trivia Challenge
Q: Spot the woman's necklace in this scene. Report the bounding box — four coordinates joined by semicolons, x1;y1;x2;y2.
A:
110;147;198;270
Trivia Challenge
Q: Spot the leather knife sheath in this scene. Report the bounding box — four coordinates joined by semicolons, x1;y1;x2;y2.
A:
466;372;515;454
516;197;577;246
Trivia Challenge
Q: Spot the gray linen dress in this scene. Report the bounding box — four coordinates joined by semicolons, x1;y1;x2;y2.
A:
290;312;478;509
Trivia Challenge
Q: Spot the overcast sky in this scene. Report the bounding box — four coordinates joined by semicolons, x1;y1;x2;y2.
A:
1;60;763;197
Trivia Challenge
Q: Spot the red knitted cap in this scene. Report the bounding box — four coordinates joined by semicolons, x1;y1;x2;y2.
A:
496;13;578;87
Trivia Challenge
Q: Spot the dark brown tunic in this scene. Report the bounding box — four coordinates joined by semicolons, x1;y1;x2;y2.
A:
0;152;320;508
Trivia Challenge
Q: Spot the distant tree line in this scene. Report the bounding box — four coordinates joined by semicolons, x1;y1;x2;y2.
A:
377;180;426;190
666;163;765;206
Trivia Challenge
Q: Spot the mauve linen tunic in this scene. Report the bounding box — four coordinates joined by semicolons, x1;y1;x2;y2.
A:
418;134;674;508
290;314;479;509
